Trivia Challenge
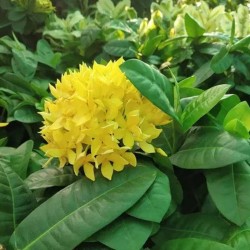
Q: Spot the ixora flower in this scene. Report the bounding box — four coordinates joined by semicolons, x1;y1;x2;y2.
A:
40;58;171;181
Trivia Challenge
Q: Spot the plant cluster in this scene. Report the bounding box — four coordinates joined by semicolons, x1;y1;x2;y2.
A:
1;0;250;249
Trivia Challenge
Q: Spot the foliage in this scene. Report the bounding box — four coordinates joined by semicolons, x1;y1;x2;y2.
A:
1;0;250;249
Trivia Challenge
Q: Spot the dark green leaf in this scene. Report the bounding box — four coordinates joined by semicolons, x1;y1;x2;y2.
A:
11;49;37;81
155;238;234;250
104;40;136;58
170;126;250;169
0;160;36;246
25;167;80;190
120;59;179;121
210;46;233;73
96;215;153;250
153;213;232;244
0;140;33;179
14;105;42;123
10;161;157;250
127;169;171;223
205;161;250;225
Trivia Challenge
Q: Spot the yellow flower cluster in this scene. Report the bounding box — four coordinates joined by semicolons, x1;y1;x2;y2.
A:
12;0;54;14
40;58;171;180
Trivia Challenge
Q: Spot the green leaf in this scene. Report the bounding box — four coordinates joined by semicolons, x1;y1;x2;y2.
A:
25;167;80;190
155;238;234;250
228;227;250;250
96;0;115;16
178;76;196;88
103;40;136;58
11;48;37;81
36;39;61;68
127;169;171;223
193;61;214;87
0;160;36;246
120;59;178;121
14;105;42;123
181;84;230;131
141;35;163;56
223;101;250;137
224;119;249;139
233;54;250;80
230;35;250;51
210;46;234;73
170;126;250;169
0;140;33;179
153;213;232;244
205;161;250;226
10;162;157;250
215;94;241;124
184;13;205;38
96;215;153;250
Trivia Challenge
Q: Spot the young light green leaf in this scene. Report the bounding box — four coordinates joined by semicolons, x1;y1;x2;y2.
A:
181;84;230;131
205;161;250;226
10;162;157;250
184;13;205;37
96;215;153;250
120;59;179;121
0;160;36;246
170;126;250;169
127;169;171;223
224;101;250;131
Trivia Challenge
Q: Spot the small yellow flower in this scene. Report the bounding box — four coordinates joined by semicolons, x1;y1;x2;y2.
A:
0;123;8;127
40;58;171;180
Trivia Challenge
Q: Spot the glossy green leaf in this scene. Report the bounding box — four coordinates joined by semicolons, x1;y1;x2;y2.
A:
205;161;250;225
215;94;241;124
170;126;250;169
96;215;153;250
155;238;234;250
127;169;171;223
0;160;36;246
10;162;157;250
224;119;249;139
25;167;80;190
153;213;232;244
181;84;230;131
14;105;42;123
0;140;33;179
178;76;196;88
103;40;136;58
210;46;234;73
184;13;205;37
224;101;250;131
120;59;178;121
